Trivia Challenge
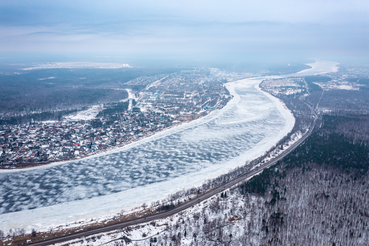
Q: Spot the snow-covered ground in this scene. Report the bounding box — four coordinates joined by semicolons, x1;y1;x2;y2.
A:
250;130;304;172
145;76;168;91
64;105;104;121
22;62;131;70
0;60;338;235
314;81;359;91
0;77;294;234
126;89;136;100
38;76;55;81
53;190;265;246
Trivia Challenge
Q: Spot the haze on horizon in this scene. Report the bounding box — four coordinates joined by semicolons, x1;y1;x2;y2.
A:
0;0;368;66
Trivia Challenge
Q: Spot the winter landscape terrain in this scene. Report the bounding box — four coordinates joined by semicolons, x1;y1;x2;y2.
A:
1;0;369;245
19;60;369;246
0;60;336;237
0;70;294;232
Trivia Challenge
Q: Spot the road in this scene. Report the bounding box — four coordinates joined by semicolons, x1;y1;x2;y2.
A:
28;106;317;246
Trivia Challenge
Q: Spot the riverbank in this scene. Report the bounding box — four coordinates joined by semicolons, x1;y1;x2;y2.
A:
0;76;295;234
0;60;339;235
0;112;208;172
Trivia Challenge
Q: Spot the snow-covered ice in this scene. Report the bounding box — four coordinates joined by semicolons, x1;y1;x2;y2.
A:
0;61;338;233
0;78;293;232
295;60;339;76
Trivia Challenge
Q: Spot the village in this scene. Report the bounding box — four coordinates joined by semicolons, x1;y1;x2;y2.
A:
0;69;233;168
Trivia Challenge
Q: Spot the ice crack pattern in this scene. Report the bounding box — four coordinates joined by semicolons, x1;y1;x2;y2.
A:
0;80;288;215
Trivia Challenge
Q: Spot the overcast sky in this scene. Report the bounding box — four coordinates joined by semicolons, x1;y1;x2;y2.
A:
0;0;368;63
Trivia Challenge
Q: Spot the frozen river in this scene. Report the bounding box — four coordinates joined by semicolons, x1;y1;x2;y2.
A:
0;60;338;232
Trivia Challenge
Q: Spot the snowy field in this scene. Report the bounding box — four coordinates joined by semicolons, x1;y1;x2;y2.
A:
64;105;104;121
22;62;131;70
52;191;262;246
0;61;338;233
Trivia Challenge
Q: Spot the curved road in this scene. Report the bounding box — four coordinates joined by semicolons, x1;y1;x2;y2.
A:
28;104;317;246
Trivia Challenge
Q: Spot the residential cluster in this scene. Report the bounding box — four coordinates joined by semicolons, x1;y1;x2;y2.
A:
261;78;307;96
0;69;232;168
0;111;175;167
132;69;232;115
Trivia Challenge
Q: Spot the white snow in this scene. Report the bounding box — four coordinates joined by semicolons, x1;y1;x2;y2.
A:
38;77;55;81
119;89;136;110
250;130;304;171
126;89;135;100
0;60;339;235
0;77;294;234
23;62;131;70
53;191;264;246
314;82;359;91
145;76;168;91
64;105;104;121
335;85;356;90
42;120;58;124
295;60;339;76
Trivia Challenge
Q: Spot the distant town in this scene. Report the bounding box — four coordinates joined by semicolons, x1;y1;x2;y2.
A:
2;64;369;169
0;69;236;168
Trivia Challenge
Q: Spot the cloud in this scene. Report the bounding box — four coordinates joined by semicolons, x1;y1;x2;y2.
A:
2;0;369;25
0;1;368;61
